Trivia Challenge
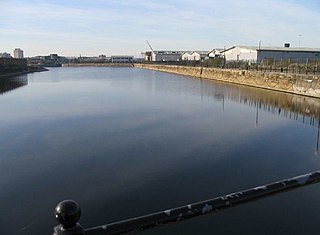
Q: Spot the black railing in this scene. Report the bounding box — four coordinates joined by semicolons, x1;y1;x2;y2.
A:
139;60;320;75
53;170;320;235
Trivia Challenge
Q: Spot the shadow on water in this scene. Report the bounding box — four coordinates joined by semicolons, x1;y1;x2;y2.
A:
0;75;28;95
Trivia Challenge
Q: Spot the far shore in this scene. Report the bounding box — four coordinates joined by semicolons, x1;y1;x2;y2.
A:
62;63;134;67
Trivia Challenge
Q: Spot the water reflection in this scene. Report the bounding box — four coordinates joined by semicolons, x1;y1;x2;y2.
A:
1;68;320;235
0;75;28;95
316;120;320;155
195;79;320;126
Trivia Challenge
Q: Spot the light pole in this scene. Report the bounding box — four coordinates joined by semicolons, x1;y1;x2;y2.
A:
258;40;261;64
299;34;302;47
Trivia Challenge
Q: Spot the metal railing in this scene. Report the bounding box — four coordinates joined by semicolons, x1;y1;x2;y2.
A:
140;60;320;75
53;170;320;235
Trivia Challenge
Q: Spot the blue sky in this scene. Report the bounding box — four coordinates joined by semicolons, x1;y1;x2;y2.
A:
1;0;319;57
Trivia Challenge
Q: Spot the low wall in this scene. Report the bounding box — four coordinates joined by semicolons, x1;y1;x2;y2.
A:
135;64;320;99
62;63;133;67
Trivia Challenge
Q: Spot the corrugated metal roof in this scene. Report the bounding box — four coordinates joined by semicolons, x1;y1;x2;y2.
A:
220;46;256;53
258;47;320;52
153;51;190;54
220;45;320;53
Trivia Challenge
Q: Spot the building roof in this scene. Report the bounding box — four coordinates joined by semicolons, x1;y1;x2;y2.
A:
208;48;223;54
191;51;210;56
258;47;320;52
152;50;191;55
111;55;134;58
220;46;257;53
221;45;320;53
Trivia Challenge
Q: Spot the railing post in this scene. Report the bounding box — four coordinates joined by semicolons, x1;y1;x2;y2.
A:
53;200;85;235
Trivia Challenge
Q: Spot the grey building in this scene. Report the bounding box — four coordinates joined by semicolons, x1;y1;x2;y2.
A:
111;55;134;63
257;47;320;63
145;51;185;62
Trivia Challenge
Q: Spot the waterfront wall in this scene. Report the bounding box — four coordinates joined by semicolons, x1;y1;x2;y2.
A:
135;64;320;99
62;63;133;67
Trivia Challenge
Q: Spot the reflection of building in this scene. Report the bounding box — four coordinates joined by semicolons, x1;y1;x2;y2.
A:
110;56;134;63
191;78;320;127
0;75;28;95
13;48;24;59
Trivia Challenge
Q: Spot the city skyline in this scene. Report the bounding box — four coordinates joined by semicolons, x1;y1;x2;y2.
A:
1;0;320;57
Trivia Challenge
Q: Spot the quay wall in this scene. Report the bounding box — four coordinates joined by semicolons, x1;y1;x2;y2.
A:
135;64;320;99
62;63;133;67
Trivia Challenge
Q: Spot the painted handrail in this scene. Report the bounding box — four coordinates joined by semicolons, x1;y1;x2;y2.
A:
53;170;320;235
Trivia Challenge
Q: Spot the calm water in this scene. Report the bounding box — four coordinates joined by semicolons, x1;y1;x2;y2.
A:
1;67;320;235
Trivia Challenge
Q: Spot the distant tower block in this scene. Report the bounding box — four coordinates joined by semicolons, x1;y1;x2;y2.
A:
13;48;24;59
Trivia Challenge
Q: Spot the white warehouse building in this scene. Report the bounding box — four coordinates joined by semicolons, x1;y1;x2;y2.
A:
145;51;185;62
220;46;257;62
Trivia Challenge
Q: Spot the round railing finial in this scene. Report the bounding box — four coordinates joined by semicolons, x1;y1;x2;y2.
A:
53;200;85;235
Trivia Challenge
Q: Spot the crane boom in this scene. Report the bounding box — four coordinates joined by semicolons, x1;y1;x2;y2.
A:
146;40;154;52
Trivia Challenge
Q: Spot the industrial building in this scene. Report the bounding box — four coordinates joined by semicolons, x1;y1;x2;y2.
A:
257;46;320;63
221;45;320;63
145;51;185;62
145;50;210;62
208;49;222;58
220;46;257;62
110;55;134;63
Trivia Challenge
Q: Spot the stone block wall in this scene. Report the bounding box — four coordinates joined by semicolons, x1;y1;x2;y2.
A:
135;64;320;99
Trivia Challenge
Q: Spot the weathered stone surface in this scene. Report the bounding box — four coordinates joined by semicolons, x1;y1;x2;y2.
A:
135;64;320;99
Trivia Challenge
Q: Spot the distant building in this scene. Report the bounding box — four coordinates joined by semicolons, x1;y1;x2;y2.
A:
99;54;106;60
190;51;209;61
110;55;134;63
208;49;222;58
257;46;320;63
221;45;320;63
146;51;185;62
181;52;192;61
27;54;68;67
13;48;24;59
0;52;11;58
220;46;257;62
180;51;209;61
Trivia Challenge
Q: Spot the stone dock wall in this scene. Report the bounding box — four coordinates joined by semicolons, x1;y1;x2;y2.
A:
62;63;133;67
135;64;320;99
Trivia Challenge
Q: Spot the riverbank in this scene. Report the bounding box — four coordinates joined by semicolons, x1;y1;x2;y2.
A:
135;64;320;99
0;67;48;79
62;63;133;67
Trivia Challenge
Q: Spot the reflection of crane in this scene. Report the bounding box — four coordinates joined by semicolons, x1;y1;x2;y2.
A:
146;40;154;52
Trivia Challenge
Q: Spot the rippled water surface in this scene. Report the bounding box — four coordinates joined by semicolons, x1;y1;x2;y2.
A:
0;67;320;234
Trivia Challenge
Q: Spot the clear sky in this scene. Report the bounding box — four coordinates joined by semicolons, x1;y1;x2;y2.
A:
1;0;319;57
